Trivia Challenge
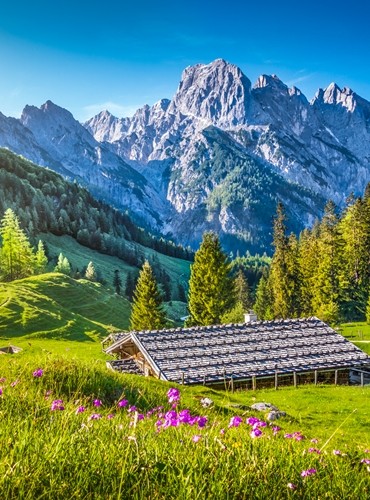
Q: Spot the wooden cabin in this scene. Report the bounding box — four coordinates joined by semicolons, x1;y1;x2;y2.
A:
104;317;370;388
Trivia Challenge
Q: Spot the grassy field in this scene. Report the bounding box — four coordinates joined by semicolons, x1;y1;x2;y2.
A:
0;353;369;499
338;322;370;355
41;232;191;300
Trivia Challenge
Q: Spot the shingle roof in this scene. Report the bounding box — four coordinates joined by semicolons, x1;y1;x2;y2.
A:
106;317;370;385
106;358;143;375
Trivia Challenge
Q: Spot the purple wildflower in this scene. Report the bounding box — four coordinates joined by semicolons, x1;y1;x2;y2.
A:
128;405;137;413
107;414;115;419
137;413;145;420
228;416;243;428
250;428;263;438
89;413;102;420
301;468;317;477
220;428;226;435
167;387;180;403
284;433;293;439
33;368;43;378
361;458;370;464
192;434;202;443
93;399;102;407
272;426;281;435
333;450;343;456
197;416;208;428
311;438;319;443
75;405;86;414
118;399;128;408
51;399;64;411
246;417;260;426
308;447;321;454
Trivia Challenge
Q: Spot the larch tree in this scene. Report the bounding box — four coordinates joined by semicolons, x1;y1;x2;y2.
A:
35;240;48;274
54;253;71;275
129;260;166;331
186;232;235;326
0;208;35;281
85;261;97;281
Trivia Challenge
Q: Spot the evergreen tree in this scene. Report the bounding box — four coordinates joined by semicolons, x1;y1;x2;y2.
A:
177;283;187;302
85;261;97;281
234;268;253;311
311;201;343;324
125;271;136;301
113;269;122;295
129;260;166;331
186;232;235;326
0;208;35;281
254;269;274;320
54;253;71;275
269;203;301;318
340;197;370;319
35;240;48;274
298;224;320;316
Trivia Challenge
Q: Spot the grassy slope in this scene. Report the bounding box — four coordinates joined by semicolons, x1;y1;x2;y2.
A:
339;322;370;355
41;232;191;301
0;355;369;498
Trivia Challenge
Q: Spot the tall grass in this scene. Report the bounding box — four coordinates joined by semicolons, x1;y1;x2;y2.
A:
0;357;369;499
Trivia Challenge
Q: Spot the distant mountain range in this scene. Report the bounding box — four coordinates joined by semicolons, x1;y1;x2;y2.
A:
1;58;370;252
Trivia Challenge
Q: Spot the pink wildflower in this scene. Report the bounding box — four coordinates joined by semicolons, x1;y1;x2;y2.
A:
311;438;319;443
192;435;202;443
51;399;64;411
167;388;180;403
361;458;370;464
228;416;243;428
333;450;343;456
107;414;115;419
308;447;321;454
10;380;19;387
301;468;317;477
89;413;102;420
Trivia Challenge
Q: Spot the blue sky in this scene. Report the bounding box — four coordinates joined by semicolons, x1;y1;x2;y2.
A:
1;0;370;122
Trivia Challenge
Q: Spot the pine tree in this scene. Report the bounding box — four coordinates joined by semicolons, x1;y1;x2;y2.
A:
340;197;370;319
254;269;274;320
125;271;136;301
113;269;122;295
85;261;97;281
54;253;71;275
35;240;48;274
269;203;301;318
0;208;35;281
234;268;253;311
186;232;235;326
129;260;166;331
311;201;343;324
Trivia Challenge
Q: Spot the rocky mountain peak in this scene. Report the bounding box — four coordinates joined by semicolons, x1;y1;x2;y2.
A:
169;59;252;127
253;74;286;91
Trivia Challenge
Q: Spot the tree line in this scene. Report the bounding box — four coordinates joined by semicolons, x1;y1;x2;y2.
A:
255;187;370;324
0;148;194;265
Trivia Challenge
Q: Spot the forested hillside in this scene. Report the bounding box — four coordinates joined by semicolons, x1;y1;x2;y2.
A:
0;148;193;264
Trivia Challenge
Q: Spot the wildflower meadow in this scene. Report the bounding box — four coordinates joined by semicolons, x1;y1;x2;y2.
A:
0;356;369;499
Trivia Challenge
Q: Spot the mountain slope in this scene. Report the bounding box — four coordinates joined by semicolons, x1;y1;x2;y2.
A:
2;59;370;252
86;59;370;251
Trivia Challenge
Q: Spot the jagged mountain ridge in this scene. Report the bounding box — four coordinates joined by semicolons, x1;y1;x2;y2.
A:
85;59;370;250
1;58;370;252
